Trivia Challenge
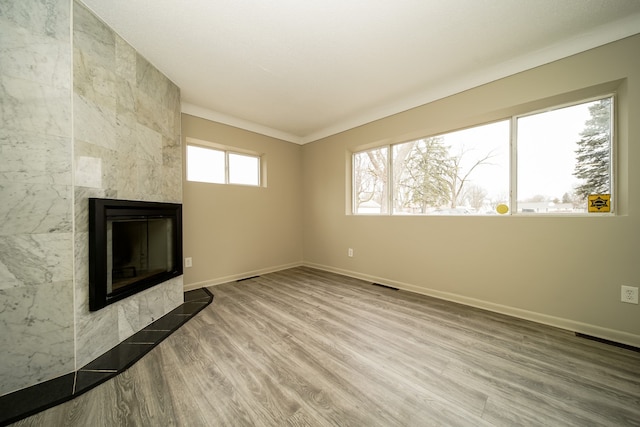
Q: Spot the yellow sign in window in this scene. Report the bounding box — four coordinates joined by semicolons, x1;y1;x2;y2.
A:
588;194;610;213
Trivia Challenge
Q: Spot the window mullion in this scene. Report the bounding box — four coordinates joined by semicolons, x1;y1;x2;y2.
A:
352;153;357;214
225;151;230;184
510;117;518;214
387;145;393;215
609;97;616;213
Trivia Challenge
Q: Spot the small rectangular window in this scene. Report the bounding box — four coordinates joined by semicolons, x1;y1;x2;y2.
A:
186;143;261;187
187;145;225;184
228;152;260;186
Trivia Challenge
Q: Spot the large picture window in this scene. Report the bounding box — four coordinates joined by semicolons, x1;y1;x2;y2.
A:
352;95;614;215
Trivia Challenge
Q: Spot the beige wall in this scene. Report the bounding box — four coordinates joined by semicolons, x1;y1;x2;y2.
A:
301;35;640;346
182;114;303;288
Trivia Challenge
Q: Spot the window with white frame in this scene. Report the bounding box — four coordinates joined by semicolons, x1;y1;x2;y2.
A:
187;144;261;187
228;152;260;186
353;147;389;214
352;95;614;215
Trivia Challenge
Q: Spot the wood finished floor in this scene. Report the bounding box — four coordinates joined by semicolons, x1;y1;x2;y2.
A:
12;267;640;426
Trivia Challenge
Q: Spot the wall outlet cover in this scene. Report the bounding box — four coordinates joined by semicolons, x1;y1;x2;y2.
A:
621;285;638;304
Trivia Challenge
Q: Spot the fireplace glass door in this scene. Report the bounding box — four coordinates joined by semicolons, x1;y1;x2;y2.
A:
108;217;174;294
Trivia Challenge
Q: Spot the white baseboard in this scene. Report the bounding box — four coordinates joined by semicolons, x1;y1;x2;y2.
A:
183;261;304;292
303;262;640;348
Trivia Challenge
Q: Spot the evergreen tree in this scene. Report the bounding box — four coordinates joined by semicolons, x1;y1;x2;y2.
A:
398;137;452;212
573;98;611;199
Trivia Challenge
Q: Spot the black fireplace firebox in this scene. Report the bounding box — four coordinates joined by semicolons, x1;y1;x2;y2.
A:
89;198;183;311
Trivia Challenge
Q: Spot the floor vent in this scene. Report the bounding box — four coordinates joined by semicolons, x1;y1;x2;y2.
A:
237;276;260;282
575;333;640;353
372;283;399;291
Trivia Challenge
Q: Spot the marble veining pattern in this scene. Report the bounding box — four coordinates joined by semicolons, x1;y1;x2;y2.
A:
136;123;163;164
0;0;182;396
114;151;138;200
162;276;185;312
117;298;140;341
72;3;115;74
74;299;120;369
0;182;72;236
0;0;74;396
0;0;70;42
0;133;72;186
0;279;74;395
73;187;110;235
1;75;72;138
115;36;136;92
72;0;182;369
1;41;70;91
73;52;116;111
73;93;117;149
0;233;72;290
0;1;71;89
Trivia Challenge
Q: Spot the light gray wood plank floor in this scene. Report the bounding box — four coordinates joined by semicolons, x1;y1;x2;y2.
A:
12;267;640;426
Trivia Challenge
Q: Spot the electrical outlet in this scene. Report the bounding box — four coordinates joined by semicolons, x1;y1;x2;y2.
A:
348;248;353;257
184;257;193;268
621;285;638;304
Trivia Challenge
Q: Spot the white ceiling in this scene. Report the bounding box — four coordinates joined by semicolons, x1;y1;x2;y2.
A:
79;0;640;144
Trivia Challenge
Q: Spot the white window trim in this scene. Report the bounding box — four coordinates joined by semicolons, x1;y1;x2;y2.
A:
511;94;615;216
186;137;262;187
352;93;616;217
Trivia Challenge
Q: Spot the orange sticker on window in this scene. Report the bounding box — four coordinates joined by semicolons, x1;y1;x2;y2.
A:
588;194;610;213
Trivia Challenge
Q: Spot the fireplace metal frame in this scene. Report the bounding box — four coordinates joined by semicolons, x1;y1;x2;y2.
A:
88;198;183;311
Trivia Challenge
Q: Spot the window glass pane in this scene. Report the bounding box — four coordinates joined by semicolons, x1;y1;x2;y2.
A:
229;153;260;186
186;145;225;183
353;147;388;214
393;121;510;215
516;97;612;213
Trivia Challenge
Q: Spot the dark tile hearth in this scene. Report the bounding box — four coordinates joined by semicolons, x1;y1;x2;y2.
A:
0;374;75;427
0;288;213;427
73;371;115;395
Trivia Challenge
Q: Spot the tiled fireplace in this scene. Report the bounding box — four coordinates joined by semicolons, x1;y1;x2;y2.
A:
0;0;184;397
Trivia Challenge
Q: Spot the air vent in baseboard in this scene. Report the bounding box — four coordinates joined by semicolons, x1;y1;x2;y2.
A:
575;333;639;353
371;283;399;291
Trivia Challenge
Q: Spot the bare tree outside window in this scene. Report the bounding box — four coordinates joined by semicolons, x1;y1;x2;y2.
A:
353;147;388;214
444;146;499;209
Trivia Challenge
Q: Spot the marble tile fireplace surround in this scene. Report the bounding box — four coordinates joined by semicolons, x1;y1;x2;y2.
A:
0;0;184;402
